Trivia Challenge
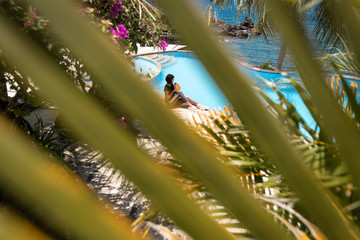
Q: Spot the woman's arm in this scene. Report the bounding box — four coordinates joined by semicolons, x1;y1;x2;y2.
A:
164;89;172;101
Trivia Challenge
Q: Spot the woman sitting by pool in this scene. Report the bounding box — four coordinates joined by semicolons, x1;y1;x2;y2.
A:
164;74;208;110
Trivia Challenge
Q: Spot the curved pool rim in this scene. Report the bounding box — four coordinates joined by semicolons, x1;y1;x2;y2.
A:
134;54;162;81
134;50;195;81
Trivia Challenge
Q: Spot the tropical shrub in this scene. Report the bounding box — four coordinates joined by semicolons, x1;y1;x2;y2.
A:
82;0;171;53
257;60;275;70
0;0;170;143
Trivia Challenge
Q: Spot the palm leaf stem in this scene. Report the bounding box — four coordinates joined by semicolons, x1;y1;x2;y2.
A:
155;0;360;238
0;206;51;240
0;117;139;240
26;0;290;239
264;0;360;238
336;0;360;64
0;13;235;240
332;63;360;124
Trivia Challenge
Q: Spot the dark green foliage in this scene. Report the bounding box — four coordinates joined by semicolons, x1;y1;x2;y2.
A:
258;60;275;70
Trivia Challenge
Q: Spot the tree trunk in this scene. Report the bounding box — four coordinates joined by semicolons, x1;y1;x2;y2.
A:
276;41;287;70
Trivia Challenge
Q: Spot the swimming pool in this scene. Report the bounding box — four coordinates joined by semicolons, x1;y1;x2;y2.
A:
133;57;159;79
135;51;360;130
150;52;229;109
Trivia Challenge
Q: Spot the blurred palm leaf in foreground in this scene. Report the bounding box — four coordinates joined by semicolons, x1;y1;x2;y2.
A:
1;0;360;239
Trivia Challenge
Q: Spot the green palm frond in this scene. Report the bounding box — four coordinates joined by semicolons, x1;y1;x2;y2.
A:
203;4;213;26
136;0;163;20
312;0;345;48
0;116;139;240
320;37;360;75
156;104;333;239
248;15;276;43
0;206;51;240
0;4;236;240
2;0;360;239
180;70;358;237
254;82;318;141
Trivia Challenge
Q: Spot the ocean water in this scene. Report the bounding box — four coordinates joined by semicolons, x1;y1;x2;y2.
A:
193;0;318;71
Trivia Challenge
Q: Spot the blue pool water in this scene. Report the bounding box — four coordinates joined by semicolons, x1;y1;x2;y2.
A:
138;52;359;131
151;52;228;109
134;57;158;78
150;52;298;110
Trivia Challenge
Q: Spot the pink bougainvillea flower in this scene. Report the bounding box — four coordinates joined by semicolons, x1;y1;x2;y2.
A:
117;24;129;38
110;26;116;35
158;38;168;51
110;24;129;39
110;1;123;18
24;21;30;27
29;12;37;19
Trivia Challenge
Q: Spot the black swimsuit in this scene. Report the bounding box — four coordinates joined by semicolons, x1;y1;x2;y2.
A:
164;84;175;103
